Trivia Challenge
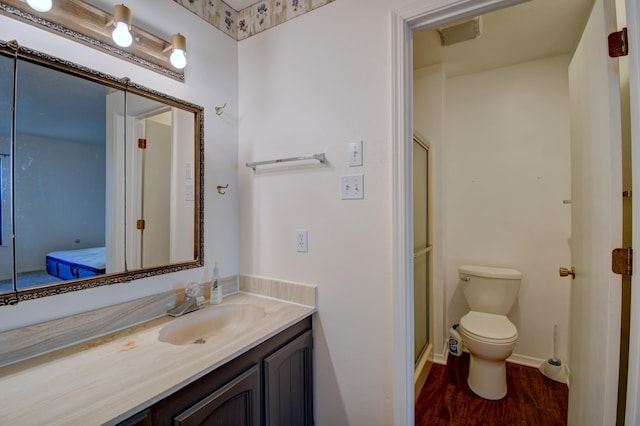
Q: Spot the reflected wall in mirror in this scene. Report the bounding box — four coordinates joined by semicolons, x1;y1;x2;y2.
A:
0;41;204;305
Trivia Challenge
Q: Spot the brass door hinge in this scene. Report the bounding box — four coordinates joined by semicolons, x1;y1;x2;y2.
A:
612;248;633;276
138;138;147;149
609;28;629;57
136;219;145;230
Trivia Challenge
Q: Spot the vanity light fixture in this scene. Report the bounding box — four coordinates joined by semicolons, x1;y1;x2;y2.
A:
165;33;187;69
109;4;132;48
0;0;185;80
26;0;51;12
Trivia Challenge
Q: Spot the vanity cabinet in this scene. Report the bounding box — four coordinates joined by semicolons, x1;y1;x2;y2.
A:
264;330;313;426
117;317;312;426
174;365;260;426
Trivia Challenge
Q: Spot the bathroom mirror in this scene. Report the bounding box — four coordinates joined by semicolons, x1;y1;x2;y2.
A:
0;51;13;298
0;41;203;305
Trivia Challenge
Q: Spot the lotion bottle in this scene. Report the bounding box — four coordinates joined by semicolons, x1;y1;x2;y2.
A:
210;262;222;304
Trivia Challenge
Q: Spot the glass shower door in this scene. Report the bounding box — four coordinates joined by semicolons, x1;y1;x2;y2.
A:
413;136;431;363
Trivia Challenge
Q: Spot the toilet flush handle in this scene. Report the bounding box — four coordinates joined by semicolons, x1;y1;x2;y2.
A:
559;267;576;279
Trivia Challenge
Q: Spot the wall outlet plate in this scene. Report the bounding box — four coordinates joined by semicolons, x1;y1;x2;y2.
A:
296;229;308;252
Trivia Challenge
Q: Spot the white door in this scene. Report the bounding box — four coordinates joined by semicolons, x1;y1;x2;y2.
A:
567;0;623;423
141;119;171;268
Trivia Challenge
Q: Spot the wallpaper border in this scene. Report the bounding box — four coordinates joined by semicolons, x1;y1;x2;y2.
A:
173;0;335;41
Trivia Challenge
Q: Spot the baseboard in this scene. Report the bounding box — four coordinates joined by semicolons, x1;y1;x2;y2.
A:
432;348;569;387
433;341;448;365
440;349;564;371
507;353;546;368
436;342;545;370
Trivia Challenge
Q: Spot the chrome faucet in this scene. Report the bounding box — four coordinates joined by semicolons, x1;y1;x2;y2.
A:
168;282;204;317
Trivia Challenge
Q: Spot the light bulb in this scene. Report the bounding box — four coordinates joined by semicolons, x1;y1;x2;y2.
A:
26;0;52;12
170;49;187;69
112;21;132;47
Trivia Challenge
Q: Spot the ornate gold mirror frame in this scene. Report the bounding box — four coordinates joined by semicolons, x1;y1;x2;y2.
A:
0;39;204;305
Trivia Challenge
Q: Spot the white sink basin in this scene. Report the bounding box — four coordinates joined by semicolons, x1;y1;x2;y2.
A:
158;304;267;346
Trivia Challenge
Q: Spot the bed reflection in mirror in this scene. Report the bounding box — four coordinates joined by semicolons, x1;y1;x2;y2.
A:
0;45;202;300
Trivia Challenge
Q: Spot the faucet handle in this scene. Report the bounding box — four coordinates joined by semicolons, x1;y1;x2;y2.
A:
185;281;200;298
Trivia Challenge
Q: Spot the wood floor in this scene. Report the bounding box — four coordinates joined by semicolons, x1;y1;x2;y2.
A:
415;353;569;426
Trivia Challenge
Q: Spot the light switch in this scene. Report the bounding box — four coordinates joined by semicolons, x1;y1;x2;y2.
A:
348;141;363;167
341;174;364;200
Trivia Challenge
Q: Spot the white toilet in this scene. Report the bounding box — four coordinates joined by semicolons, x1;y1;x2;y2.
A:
457;264;522;400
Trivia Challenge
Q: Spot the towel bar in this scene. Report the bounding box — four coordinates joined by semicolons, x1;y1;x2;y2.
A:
246;153;326;171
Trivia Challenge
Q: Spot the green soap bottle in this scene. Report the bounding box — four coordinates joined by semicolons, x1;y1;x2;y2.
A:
210;262;222;304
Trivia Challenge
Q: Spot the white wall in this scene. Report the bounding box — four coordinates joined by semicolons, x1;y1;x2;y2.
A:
414;55;572;363
0;0;238;329
238;1;420;424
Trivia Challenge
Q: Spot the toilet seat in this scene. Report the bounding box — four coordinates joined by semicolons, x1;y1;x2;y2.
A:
460;311;517;344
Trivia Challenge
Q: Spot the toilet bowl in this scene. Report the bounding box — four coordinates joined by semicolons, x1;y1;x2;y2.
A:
459;311;518;400
458;265;522;400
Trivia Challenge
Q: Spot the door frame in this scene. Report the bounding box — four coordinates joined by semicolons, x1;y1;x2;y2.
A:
624;0;640;423
391;0;640;424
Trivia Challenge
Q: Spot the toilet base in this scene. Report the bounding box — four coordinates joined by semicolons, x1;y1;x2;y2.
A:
467;354;508;400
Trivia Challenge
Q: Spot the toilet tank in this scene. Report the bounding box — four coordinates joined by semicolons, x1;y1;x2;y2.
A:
459;265;522;315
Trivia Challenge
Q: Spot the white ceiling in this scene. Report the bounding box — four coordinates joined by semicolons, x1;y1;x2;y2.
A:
413;0;594;76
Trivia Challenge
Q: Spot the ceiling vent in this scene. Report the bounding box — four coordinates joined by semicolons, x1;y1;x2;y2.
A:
437;17;482;46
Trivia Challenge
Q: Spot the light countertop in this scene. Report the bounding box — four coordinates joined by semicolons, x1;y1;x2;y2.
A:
0;292;315;425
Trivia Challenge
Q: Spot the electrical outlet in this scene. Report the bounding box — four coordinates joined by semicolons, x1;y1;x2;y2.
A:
341;174;364;199
348;140;363;167
296;229;308;253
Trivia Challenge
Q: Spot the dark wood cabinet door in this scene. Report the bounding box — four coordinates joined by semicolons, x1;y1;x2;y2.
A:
264;330;313;426
118;409;152;426
173;364;260;426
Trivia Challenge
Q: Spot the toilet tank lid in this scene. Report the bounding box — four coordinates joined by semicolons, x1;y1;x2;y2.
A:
459;265;522;279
